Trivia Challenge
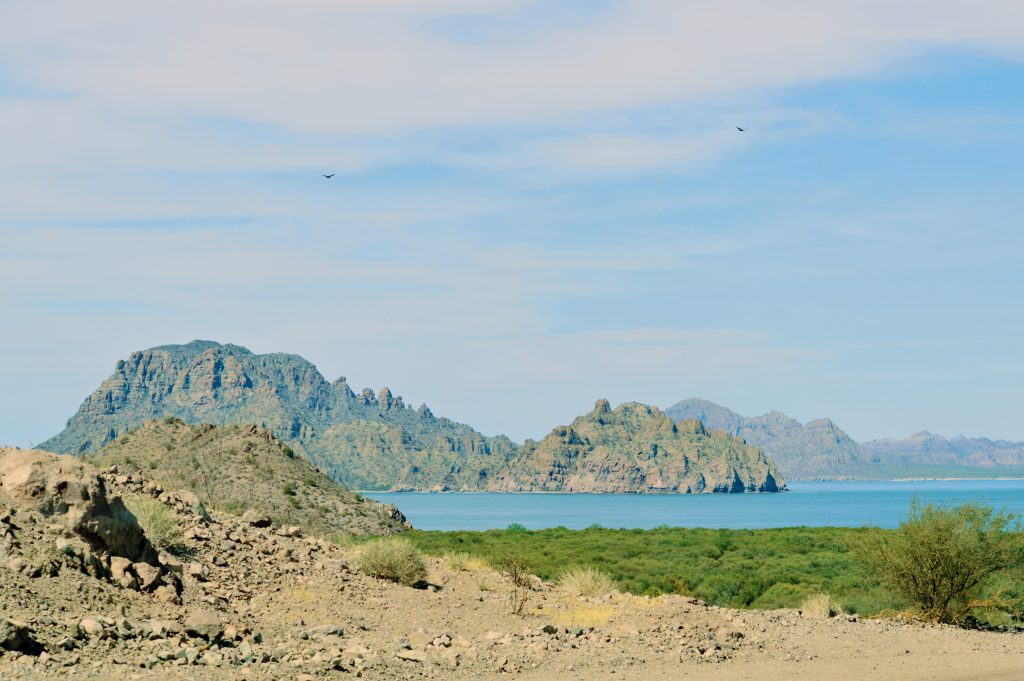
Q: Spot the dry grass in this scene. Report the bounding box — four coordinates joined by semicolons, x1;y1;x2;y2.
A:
356;537;428;586
124;496;182;550
443;551;489;572
558;566;618;597
801;592;843;619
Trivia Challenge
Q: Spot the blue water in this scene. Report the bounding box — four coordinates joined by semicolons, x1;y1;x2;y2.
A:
366;480;1024;531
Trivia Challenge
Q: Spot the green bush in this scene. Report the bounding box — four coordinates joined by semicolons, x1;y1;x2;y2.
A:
125;496;182;550
860;501;1024;624
357;537;427;586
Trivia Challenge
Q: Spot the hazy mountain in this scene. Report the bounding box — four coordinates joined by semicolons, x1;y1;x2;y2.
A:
487;399;784;493
666;398;1024;480
862;431;1024;469
665;398;867;480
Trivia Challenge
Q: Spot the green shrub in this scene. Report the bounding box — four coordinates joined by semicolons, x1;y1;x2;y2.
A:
357;537;427;586
559;566;617;596
860;501;1024;624
282;482;296;496
125;496;182;549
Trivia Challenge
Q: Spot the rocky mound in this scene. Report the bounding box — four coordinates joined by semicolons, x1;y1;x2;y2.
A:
40;340;518;491
487;400;784;493
86;419;407;537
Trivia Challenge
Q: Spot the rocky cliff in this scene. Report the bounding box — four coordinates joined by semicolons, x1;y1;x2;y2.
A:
40;341;517;491
487;400;784;493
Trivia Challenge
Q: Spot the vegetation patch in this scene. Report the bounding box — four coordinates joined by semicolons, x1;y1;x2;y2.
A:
356;537;427;587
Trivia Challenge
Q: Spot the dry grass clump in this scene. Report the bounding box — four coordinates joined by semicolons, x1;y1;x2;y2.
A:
800;592;843;619
443;551;489;572
356;537;427;586
559;566;618;597
125;496;182;550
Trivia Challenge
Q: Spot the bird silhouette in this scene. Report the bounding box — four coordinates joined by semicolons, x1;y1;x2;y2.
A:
323;173;335;179
736;127;745;132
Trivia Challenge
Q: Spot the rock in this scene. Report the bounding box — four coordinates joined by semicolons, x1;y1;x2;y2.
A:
241;509;271;528
186;561;209;581
133;561;162;590
0;618;31;651
77;618;105;638
408;628;433;647
184;610;224;641
308;624;345;637
0;448;157;562
144;620;182;639
396;649;428;663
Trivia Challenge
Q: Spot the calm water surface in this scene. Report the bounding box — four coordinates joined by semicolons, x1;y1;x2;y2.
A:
367;480;1024;531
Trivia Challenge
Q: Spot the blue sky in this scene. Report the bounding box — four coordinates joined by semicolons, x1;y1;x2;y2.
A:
1;1;1023;446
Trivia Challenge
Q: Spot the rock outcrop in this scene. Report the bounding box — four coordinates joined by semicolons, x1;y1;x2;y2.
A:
486;401;784;493
0;448;156;563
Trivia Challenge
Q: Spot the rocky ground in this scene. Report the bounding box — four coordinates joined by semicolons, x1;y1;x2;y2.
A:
1;447;1022;681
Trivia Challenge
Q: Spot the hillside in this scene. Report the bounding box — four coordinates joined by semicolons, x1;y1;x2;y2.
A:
666;398;868;480
487;400;784;493
41;341;518;491
87;419;407;536
3;448;1020;681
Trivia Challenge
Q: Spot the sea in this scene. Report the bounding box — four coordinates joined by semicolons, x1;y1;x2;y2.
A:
366;480;1024;531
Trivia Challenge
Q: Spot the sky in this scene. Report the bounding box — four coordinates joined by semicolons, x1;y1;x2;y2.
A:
1;1;1023;446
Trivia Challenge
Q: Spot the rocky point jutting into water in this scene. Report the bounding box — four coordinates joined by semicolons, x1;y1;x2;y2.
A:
488;400;784;493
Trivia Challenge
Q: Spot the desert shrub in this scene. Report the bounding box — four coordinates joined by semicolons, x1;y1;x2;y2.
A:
860;501;1024;624
443;551;480;571
282;482;296;496
800;592;842;619
498;555;533;615
125;496;182;550
559;566;617;596
357;537;427;586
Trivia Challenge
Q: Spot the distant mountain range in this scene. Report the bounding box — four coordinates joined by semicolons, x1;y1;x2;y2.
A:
666;398;1024;480
40;341;781;493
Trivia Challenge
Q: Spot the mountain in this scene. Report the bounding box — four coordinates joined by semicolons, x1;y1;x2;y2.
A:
665;398;867;480
86;418;407;536
41;342;785;493
41;340;517;490
862;432;1024;471
487;400;784;493
666;398;1024;480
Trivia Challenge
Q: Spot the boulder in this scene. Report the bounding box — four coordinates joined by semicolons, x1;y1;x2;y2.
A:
184;610;224;641
241;509;271;528
0;618;31;651
0;448;156;563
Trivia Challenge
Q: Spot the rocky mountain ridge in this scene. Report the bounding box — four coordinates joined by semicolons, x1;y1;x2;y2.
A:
41;342;786;494
41;341;518;492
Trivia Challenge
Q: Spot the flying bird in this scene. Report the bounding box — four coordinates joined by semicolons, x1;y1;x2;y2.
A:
736;127;745;132
323;173;335;179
